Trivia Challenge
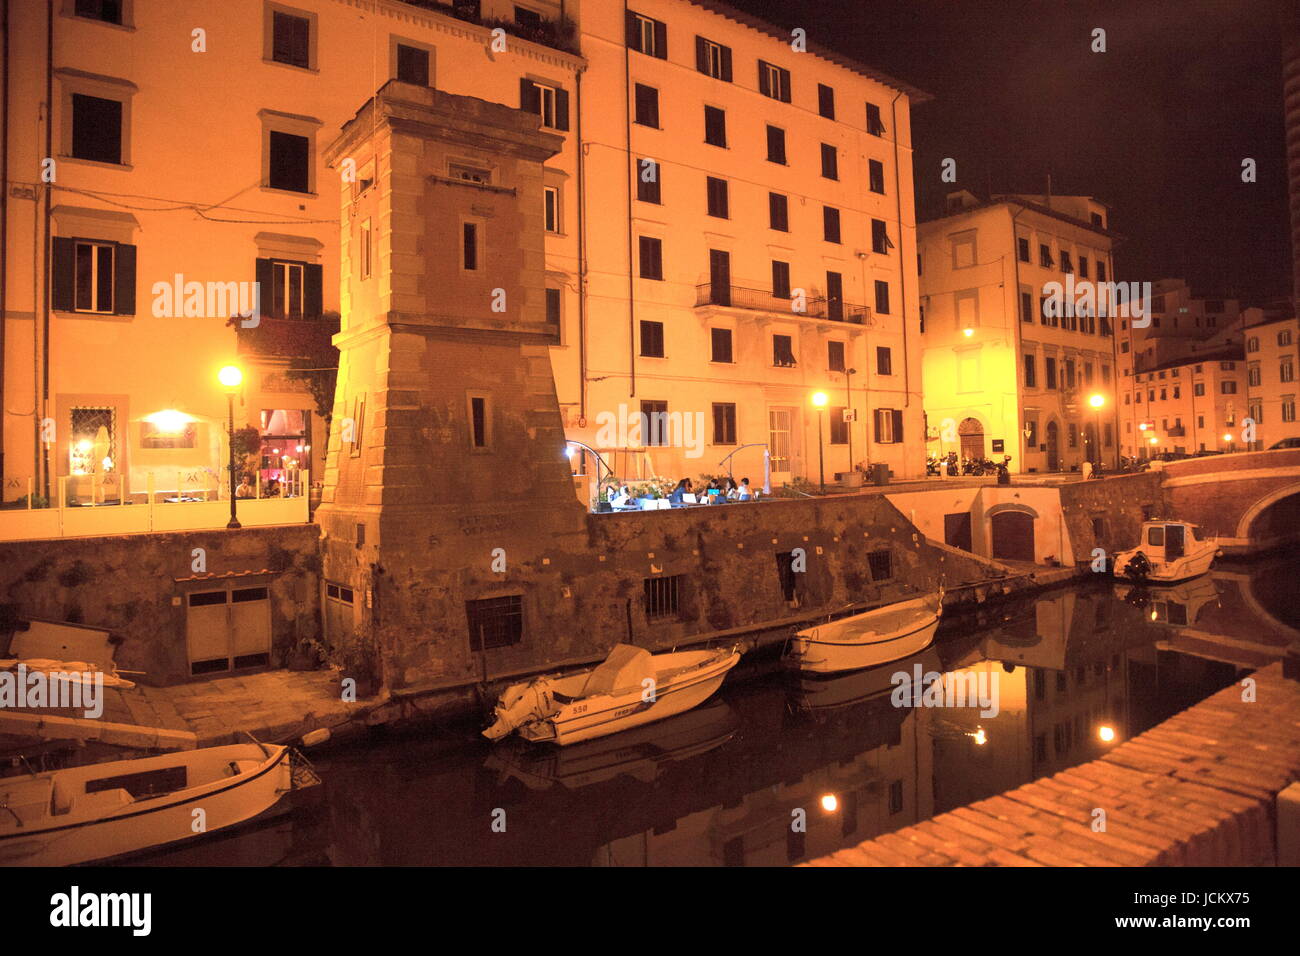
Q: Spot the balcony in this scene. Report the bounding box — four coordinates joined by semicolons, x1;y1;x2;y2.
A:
694;284;874;326
236;315;339;364
1167;425;1186;437
399;1;580;56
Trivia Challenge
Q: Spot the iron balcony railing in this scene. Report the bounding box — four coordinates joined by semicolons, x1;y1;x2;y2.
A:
694;283;872;325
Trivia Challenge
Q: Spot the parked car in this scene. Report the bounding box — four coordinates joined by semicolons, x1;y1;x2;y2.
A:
1269;437;1300;449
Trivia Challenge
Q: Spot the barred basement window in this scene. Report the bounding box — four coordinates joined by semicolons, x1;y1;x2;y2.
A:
644;575;681;620
867;549;892;581
888;779;903;814
467;595;524;651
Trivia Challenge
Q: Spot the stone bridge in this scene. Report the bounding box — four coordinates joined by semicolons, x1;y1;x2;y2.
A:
1161;448;1300;553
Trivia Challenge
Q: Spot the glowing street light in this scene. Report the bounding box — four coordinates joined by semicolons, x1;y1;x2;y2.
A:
1087;393;1105;468
219;365;244;529
811;391;828;494
820;793;839;813
1098;725;1117;743
962;327;974;337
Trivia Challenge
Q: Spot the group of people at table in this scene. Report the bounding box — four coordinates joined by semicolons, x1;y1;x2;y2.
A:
605;476;759;510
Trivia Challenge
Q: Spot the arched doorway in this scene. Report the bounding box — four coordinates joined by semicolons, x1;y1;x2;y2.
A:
958;417;984;460
1045;421;1060;471
990;510;1035;562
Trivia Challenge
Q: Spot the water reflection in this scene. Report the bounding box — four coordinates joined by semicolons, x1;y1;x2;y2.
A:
140;559;1299;867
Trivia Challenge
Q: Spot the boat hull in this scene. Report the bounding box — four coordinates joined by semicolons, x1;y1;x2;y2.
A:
790;616;940;674
0;744;293;867
1112;546;1218;584
520;651;740;746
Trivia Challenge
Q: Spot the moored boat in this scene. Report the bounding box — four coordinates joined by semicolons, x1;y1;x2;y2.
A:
783;589;944;674
1111;519;1220;583
482;643;741;746
0;742;307;867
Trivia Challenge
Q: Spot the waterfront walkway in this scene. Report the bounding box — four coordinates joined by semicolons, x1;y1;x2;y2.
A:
804;661;1300;866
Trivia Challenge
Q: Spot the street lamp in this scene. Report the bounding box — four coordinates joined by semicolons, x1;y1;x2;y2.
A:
1088;393;1104;467
218;364;244;529
811;390;828;494
845;367;857;476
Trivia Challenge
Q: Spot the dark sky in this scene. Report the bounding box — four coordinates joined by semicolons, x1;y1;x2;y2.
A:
727;0;1291;305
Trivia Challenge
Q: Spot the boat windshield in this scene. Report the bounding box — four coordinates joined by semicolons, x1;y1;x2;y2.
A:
1190;525;1205;541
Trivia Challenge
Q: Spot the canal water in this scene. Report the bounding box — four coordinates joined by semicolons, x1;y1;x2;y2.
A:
136;556;1299;867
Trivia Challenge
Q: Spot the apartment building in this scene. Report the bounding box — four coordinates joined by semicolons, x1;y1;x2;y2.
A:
1119;278;1243;373
1118;349;1246;458
1244;312;1300;448
1;0;928;509
918;190;1118;474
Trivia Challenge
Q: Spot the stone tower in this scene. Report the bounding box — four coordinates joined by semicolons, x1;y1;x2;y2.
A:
318;82;585;689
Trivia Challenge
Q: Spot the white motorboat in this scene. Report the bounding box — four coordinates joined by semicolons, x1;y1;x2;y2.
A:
783;590;944;674
482;643;741;746
0;742;306;867
1112;520;1220;583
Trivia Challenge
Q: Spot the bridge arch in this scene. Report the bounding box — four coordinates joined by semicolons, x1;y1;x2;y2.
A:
1234;480;1300;539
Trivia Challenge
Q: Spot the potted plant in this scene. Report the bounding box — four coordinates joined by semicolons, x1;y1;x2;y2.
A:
330;629;382;698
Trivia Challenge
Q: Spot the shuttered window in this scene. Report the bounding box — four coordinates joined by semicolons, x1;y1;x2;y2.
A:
51;237;136;316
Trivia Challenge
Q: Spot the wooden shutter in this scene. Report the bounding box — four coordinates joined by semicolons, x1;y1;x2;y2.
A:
891;409;904;443
720;45;732;82
519;78;540;115
779;67;792;103
51;237;75;312
554;87;570;131
304;263;323;318
653;19;666;59
112;242;136;315
255;258;275;317
625;11;639;49
757;61;770;97
873;410;883;443
695;36;708;73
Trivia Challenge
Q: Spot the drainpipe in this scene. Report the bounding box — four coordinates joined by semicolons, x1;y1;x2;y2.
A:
0;0;9;491
622;0;635;401
575;64;588;423
1009;205;1028;470
889;91;907;413
40;0;52;500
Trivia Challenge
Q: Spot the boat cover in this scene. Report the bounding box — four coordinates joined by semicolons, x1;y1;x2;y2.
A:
581;644;655;697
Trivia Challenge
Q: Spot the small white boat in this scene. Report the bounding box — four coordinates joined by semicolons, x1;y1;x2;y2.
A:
483;644;741;746
1112;520;1220;583
0;742;302;867
784;590;944;674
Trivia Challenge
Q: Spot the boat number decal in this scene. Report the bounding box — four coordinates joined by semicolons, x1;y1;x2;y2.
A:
572;704;587;715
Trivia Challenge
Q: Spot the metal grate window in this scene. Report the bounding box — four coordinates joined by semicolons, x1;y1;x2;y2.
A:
867;549;892;581
467;595;524;651
644;575;681;620
69;406;116;475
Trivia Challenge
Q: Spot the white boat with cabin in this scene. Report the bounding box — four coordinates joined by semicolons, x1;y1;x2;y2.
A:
0;742;306;867
1111;520;1220;583
483;643;741;746
783;590;944;674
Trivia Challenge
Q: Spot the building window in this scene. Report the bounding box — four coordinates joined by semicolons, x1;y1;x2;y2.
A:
823;206;841;244
638;236;663;280
771;260;791;299
873;408;902;443
515;5;543;29
711;328;733;364
359;219;372;280
69;406;116;475
1097;260;1107;281
74;0;124;24
877;346;893;375
826;271;843;321
271;9;311;69
1017;237;1030;262
1221;381;1237;394
640;319;665;358
1283;397;1296;422
773;334;797;368
1039;243;1054;268
828;340;846;373
467;595;523;651
758;60;791;102
253;256;321;319
644;575;682;619
1247;336;1259;353
544;186;560;233
872;219;892;254
325;582;355;606
1060;250;1073;273
1079;256;1089;278
829;408;849;445
634;83;660;128
469;394;491;448
868;159;885;194
820;143;838;180
695;36;732;80
64;239;116;314
1024;354;1036;388
268;130;310;193
396;43;430;85
545;287;561;334
712;403;737;445
71;93;123;165
1194;382;1205;396
1281;329;1294;346
818;83;835;118
769;192;789;231
1248;364;1261;387
1021;290;1033;323
706;176;729;219
704;105;727;147
866;102;886;136
874;280;890;315
868;549;893;580
766;125;786;164
521;79;570;131
641;400;669;446
1045;356;1057;389
627;11;667;59
1282;358;1295;383
462;222;479;271
636;158;660;204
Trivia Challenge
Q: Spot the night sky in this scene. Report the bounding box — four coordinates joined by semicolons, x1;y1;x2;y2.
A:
727;0;1291;306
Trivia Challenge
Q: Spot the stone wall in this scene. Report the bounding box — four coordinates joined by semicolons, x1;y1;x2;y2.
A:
1058;472;1165;567
0;525;322;685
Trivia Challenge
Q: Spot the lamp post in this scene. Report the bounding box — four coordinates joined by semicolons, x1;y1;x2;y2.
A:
811;390;828;494
219;365;244;529
1088;393;1105;467
845;368;856;475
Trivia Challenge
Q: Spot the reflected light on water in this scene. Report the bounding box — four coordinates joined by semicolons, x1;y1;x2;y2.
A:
970;729;987;746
